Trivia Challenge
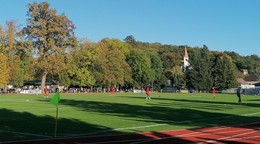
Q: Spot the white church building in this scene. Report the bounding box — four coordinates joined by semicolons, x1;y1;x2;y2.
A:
183;47;190;70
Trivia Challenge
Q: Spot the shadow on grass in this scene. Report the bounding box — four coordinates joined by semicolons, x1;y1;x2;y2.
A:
59;98;260;130
118;94;260;109
0;108;114;143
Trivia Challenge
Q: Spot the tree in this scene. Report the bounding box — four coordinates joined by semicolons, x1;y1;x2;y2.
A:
212;53;238;90
23;2;76;93
0;53;9;88
171;65;184;89
185;46;213;91
199;45;213;91
16;31;35;84
127;49;152;88
0;25;5;53
91;38;132;88
161;52;181;69
103;38;132;87
0;21;26;87
67;41;96;87
161;52;182;87
124;35;136;44
149;52;164;90
246;55;260;76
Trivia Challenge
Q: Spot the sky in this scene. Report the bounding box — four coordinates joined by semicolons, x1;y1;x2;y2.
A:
1;0;260;57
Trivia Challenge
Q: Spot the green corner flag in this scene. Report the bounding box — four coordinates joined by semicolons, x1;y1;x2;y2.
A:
50;89;60;108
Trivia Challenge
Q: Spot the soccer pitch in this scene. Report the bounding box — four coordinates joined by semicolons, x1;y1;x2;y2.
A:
1;92;260;142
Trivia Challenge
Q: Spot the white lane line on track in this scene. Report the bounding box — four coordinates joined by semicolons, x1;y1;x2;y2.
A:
4;123;260;144
130;124;260;144
227;135;260;141
199;129;260;144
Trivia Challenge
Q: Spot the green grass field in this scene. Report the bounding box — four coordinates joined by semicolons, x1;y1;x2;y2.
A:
1;92;260;142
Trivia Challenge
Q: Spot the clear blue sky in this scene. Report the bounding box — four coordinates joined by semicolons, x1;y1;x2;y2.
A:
1;0;259;56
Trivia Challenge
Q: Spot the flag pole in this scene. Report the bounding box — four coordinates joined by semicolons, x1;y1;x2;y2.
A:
50;88;60;137
54;106;58;137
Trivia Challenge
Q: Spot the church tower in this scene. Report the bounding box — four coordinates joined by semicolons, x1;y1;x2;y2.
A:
183;47;190;69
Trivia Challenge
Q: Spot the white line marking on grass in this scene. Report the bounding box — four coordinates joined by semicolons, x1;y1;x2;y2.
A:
243;112;260;116
0;130;52;138
83;115;260;143
115;124;167;131
70;124;168;137
75;116;232;137
16;107;67;111
0;99;32;102
9;123;258;144
78;112;260;137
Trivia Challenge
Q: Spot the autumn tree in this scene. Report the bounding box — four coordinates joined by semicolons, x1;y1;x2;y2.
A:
0;25;5;53
161;52;182;87
0;21;21;87
67;41;96;87
0;26;9;87
5;21;22;86
23;2;76;93
0;53;9;88
91;38;132;89
161;52;181;69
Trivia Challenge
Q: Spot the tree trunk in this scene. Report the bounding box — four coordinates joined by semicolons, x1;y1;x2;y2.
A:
41;71;48;94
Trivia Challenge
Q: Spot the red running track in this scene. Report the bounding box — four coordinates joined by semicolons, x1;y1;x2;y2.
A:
3;122;260;144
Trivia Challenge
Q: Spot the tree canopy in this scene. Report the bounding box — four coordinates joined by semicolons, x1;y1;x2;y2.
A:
0;2;259;92
23;2;76;93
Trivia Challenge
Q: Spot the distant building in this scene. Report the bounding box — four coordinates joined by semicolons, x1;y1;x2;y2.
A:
242;69;248;75
243;75;260;85
238;75;260;89
238;78;255;89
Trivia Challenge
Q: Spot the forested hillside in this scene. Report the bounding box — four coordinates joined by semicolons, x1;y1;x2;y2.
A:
0;2;259;92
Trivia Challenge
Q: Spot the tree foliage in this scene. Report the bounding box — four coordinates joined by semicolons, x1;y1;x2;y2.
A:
67;41;96;87
23;2;76;93
91;38;132;87
212;53;238;90
127;49;152;88
0;53;9;88
1;2;259;92
185;47;213;91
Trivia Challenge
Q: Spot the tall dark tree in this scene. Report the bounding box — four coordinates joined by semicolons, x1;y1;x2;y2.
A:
149;52;164;90
127;49;152;88
124;35;136;43
199;45;213;91
212;53;238;90
185;46;213;91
